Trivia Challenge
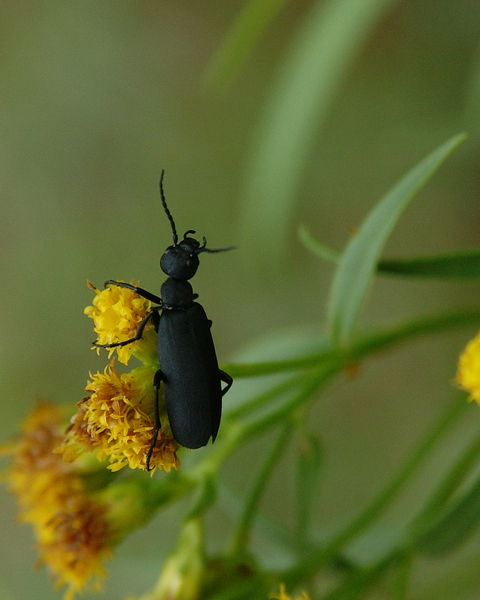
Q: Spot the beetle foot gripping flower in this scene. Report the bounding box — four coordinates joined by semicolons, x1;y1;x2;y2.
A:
456;330;480;403
85;280;156;365
2;402;113;600
60;361;180;473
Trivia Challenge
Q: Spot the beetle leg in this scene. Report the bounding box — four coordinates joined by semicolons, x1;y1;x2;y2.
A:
146;369;164;471
93;307;160;349
104;280;162;304
219;370;233;396
151;309;160;333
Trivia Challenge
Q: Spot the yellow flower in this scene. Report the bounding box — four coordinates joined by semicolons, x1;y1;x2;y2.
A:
2;402;113;600
78;279;178;472
60;361;179;473
85;281;153;365
456;330;480;403
270;583;310;600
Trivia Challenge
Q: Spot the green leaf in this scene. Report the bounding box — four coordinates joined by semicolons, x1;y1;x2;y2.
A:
409;432;480;550
299;225;480;279
327;133;467;345
205;0;291;90
298;223;340;263
415;475;480;557
239;0;399;270
379;249;480;278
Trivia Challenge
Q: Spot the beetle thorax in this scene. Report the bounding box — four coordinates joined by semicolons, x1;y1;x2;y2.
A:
161;278;195;309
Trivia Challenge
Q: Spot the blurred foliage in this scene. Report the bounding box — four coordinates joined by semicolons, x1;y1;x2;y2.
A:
2;1;480;599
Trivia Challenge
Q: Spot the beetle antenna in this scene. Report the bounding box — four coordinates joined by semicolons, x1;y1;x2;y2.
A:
196;236;236;254
201;246;237;253
159;170;178;246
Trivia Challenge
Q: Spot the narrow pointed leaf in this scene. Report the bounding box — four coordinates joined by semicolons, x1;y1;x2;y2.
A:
379;249;480;278
299;225;480;279
327;133;466;344
298;223;340;262
416;475;480;556
239;0;399;270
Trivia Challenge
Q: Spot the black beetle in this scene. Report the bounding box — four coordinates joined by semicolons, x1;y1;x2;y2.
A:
95;171;233;469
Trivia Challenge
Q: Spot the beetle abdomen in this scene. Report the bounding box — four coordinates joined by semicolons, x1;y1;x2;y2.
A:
158;303;222;448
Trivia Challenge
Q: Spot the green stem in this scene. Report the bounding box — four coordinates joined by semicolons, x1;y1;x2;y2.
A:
226;369;308;419
282;393;469;586
232;365;337;444
223;309;480;378
387;551;413;600
199;364;337;477
320;549;402;600
230;420;292;555
409;427;480;541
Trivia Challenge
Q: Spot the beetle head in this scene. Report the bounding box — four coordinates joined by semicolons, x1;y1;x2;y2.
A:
158;170;236;280
160;231;202;280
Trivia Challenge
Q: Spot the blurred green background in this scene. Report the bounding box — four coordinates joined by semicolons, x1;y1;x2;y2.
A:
2;1;480;598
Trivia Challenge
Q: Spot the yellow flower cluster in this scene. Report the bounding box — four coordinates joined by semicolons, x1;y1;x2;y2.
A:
456;330;480;404
62;281;179;473
2;403;112;600
85;281;153;365
61;362;179;473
